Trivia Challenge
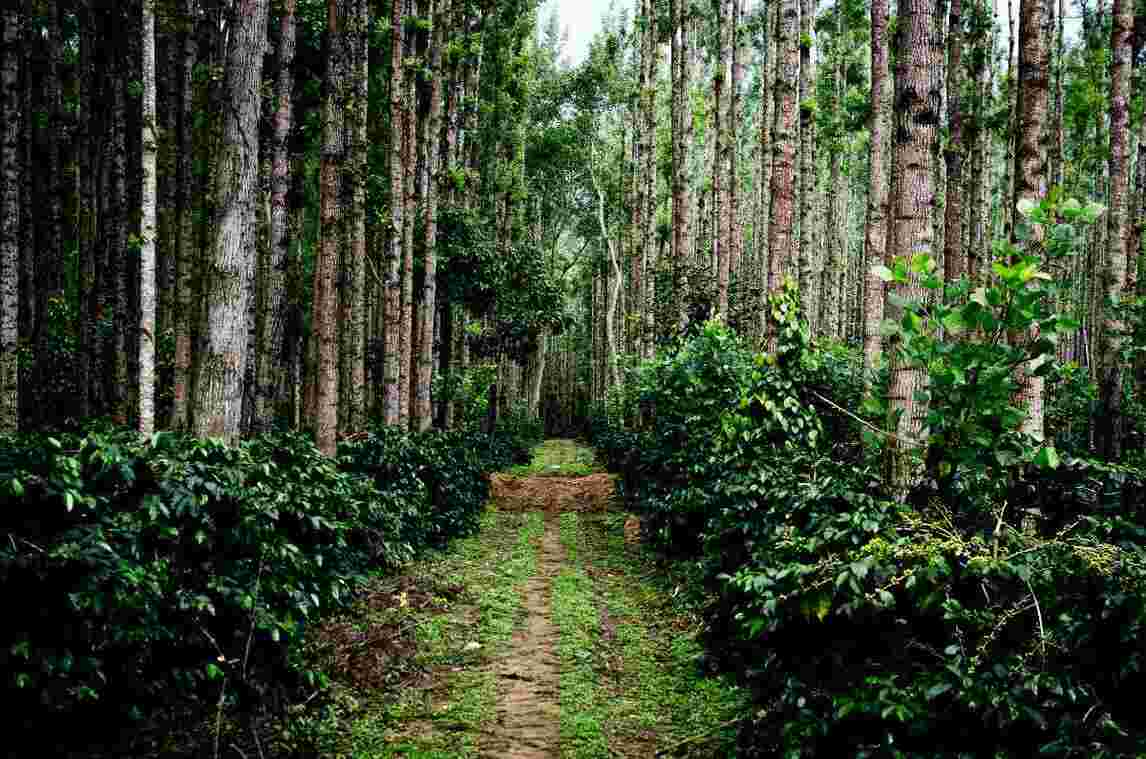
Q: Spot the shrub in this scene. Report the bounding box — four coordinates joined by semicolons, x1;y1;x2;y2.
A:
591;257;1146;754
0;422;532;744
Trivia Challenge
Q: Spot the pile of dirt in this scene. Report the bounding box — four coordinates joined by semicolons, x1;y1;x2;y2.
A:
490;472;615;513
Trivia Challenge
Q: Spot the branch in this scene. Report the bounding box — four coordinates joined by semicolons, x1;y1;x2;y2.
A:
653;717;742;757
807;389;926;448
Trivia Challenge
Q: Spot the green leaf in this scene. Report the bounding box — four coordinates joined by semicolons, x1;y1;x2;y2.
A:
940;311;966;335
910;253;936;274
970;287;990;308
1033;445;1060;469
871;264;895;282
1016;197;1037;218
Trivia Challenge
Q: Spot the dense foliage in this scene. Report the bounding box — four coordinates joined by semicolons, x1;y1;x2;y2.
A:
0;416;541;745
592;281;1146;757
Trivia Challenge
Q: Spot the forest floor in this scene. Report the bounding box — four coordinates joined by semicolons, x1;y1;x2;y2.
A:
308;439;746;758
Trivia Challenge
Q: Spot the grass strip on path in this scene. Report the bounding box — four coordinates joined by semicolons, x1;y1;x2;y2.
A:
553;511;610;758
569;510;749;758
505;438;603;478
299;508;544;758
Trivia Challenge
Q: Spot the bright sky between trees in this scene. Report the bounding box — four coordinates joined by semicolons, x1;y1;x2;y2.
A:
547;0;624;65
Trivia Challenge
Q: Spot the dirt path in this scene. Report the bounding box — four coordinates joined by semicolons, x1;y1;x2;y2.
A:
482;511;563;758
312;440;745;758
483;462;613;758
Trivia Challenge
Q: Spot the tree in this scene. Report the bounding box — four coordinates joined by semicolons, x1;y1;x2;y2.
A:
383;0;405;427
1094;0;1134;459
797;0;817;324
0;6;20;433
255;0;298;433
340;0;368;433
414;0;449;431
767;0;799;317
1011;0;1050;440
171;0;198;429
190;0;268;443
671;0;692;325
884;0;940;497
313;0;347;456
943;0;967;282
139;0;158;435
862;0;890;377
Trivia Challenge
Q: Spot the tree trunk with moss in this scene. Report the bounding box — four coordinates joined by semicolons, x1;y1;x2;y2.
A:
191;0;267;443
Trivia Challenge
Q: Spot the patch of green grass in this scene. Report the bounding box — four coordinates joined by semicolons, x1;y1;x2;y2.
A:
506;439;602;478
553;511;611;759
579;511;749;757
303;508;546;758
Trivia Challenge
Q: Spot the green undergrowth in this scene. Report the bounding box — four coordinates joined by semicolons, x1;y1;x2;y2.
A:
295;508;545;758
554;512;610;757
557;509;748;757
505;438;602;478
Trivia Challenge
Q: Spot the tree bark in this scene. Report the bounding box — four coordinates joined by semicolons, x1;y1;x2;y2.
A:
313;0;346;455
383;0;405;426
191;0;268;443
340;0;367;433
766;0;800;349
254;0;297;433
884;0;940;498
171;0;198;429
943;0;967;282
671;0;692;326
1012;0;1050;440
138;0;158;435
1095;0;1133;459
414;0;448;432
797;0;817;326
0;7;20;432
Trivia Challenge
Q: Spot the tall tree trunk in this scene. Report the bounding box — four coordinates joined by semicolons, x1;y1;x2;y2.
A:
1095;0;1133;459
109;38;130;421
823;3;846;339
943;0;967;282
414;0;447;432
715;0;732;319
671;0;692;325
884;0;940;498
139;0;158;435
642;3;659;359
1050;0;1065;189
1012;0;1050;440
729;0;743;291
797;0;817;325
383;0;405;426
255;0;297;432
399;2;417;427
766;0;800;349
591;153;622;396
0;7;20;432
313;0;346;455
171;0;198;429
757;0;777;341
191;0;268;443
340;0;367;433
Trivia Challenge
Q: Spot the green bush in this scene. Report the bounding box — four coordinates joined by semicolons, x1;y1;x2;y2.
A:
591;267;1146;755
0;422;533;742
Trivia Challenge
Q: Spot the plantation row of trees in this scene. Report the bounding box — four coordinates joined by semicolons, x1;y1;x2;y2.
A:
548;0;1145;492
1;0;1144;475
0;0;572;454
